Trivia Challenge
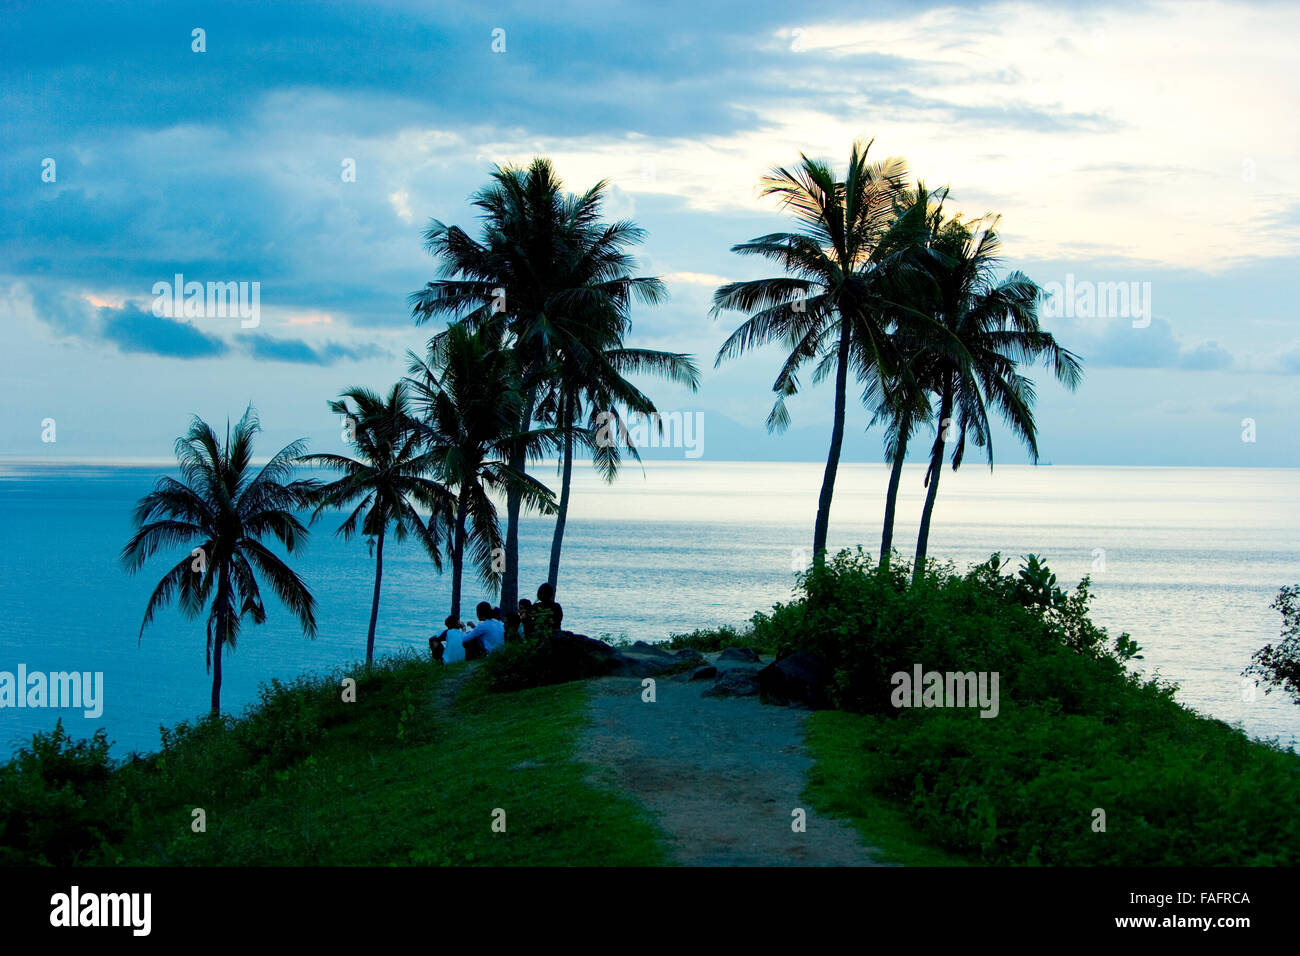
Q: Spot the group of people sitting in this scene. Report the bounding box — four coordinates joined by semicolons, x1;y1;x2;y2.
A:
428;583;565;664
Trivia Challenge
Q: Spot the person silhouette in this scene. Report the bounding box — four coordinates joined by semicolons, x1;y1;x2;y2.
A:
530;583;564;636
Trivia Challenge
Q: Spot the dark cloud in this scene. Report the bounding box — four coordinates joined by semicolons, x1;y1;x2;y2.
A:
99;304;229;359
244;337;387;365
29;286;96;337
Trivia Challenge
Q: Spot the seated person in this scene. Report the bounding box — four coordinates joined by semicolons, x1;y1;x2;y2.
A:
517;599;533;640
504;611;523;644
529;583;564;637
461;601;506;658
429;614;466;664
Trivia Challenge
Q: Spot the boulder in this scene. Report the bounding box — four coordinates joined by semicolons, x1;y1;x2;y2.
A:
547;631;618;679
757;652;832;709
718;647;762;664
687;665;718;682
631;640;673;657
608;646;707;678
702;667;761;698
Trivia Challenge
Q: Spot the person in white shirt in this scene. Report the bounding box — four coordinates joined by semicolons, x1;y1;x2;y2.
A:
430;614;466;664
461;601;506;658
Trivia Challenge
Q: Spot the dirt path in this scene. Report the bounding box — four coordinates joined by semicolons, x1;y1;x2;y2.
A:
577;666;888;866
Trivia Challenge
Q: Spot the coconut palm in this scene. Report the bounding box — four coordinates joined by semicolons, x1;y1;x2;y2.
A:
870;184;952;567
410;157;666;610
297;383;452;665
910;216;1083;583
711;139;909;562
121;407;317;717
536;329;700;591
404;323;556;619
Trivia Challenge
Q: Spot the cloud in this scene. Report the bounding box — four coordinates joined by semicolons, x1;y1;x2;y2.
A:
1073;318;1235;371
243;337;387;365
30;287;97;337
99;304;229;359
1279;345;1300;374
1179;341;1232;371
664;271;729;287
388;189;413;223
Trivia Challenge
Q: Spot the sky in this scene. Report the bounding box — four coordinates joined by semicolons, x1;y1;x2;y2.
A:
2;0;1298;466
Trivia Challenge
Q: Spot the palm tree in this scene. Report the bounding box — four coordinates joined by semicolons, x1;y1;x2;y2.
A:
404;324;555;619
711;139;909;562
910;215;1083;583
411;157;666;610
537;329;700;591
871;184;952;568
297;383;452;665
121;407;317;717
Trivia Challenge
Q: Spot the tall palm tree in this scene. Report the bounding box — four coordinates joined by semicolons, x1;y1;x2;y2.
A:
411;157;666;610
537;330;700;591
121;407;317;717
711;139;909;562
297;383;452;665
404;324;555;619
871;184;951;568
910;216;1083;583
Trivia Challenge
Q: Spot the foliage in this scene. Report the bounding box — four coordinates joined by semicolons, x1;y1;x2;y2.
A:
0;653;662;866
779;549;1300;865
661;625;777;654
1246;585;1300;704
0;722;126;866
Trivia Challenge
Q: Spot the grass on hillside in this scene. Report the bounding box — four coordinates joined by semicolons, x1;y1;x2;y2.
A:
2;654;665;866
803;711;970;867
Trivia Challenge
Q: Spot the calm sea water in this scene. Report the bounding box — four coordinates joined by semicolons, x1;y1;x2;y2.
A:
1;460;1297;757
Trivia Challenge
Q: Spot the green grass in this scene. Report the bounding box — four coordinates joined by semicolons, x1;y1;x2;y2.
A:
6;655;665;866
804;711;970;867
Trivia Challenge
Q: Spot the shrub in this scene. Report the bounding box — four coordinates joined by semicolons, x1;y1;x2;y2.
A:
0;721;126;866
787;548;1300;865
661;624;776;654
767;548;1141;715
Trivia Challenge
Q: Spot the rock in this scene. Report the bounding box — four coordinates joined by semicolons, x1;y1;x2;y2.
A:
547;631;618;679
688;665;718;682
757;652;832;709
703;667;761;698
718;647;761;663
631;640;673;657
607;652;670;678
608;647;706;678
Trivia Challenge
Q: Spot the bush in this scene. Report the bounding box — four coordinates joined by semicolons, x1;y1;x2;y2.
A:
0;721;126;865
1246;585;1300;704
0;654;442;865
661;624;776;654
782;548;1300;864
763;548;1141;715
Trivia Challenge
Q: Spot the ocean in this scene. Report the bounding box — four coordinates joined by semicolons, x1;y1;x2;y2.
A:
1;460;1297;758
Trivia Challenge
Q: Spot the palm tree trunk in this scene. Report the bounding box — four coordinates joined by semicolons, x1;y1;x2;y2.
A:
450;490;468;620
210;568;229;717
366;525;385;665
880;429;909;568
812;320;853;562
501;393;535;614
547;391;574;591
913;385;952;584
